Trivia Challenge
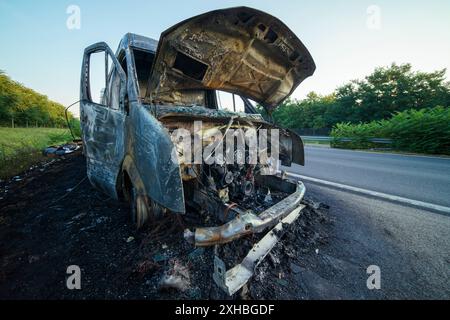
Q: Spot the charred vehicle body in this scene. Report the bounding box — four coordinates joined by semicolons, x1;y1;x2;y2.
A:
80;7;315;295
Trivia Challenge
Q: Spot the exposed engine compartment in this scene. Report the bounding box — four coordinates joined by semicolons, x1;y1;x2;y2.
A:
161;116;295;226
185;159;289;225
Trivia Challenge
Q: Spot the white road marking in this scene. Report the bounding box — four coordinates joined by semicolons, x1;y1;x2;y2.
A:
287;172;450;214
304;145;450;160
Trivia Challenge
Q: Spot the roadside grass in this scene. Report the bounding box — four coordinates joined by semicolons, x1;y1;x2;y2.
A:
331;107;450;155
330;147;450;158
302;139;330;147
0;127;73;180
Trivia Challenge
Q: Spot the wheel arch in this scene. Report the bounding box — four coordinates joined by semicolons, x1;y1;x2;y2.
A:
119;155;147;198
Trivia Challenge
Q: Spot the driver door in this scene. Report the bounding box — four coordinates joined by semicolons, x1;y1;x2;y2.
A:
80;42;127;198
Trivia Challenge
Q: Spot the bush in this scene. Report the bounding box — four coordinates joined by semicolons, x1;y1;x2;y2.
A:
331;121;385;149
331;106;450;155
0;127;73;179
67;118;82;139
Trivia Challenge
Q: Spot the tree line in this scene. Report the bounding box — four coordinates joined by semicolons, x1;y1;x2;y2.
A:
268;63;450;131
2;63;449;134
0;70;75;128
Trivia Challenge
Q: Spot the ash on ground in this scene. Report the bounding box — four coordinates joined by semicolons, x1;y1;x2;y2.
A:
0;152;333;299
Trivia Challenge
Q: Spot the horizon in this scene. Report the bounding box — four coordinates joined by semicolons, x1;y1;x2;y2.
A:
1;0;449;117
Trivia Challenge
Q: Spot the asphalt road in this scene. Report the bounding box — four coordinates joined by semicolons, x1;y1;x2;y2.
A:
283;146;450;299
288;146;450;208
301;183;450;299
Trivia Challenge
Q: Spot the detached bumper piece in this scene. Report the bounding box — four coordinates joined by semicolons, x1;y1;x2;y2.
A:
184;176;306;295
192;179;306;246
213;204;305;296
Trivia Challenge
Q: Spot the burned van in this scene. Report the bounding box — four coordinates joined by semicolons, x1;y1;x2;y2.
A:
80;7;315;295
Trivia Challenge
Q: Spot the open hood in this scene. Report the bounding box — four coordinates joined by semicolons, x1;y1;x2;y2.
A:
145;7;315;112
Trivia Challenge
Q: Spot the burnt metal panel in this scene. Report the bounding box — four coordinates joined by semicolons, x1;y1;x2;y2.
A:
80;42;127;199
213;204;305;295
126;103;185;213
146;6;315;112
190;179;305;246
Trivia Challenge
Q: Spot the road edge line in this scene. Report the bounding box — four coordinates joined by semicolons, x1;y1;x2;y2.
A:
304;145;450;160
287;172;450;214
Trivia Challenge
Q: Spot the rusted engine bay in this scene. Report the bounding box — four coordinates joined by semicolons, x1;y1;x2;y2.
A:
162;116;299;228
164;120;284;211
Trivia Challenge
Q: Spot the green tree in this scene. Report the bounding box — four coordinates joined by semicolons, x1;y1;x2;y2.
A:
269;63;450;130
335;63;450;123
0;70;74;127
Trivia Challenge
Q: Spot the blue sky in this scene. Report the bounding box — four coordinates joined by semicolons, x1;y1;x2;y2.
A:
1;0;449;116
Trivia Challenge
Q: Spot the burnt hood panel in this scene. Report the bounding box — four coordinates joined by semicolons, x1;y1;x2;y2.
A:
146;7;316;112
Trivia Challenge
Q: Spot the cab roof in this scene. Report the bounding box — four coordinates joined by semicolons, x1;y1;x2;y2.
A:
118;33;158;53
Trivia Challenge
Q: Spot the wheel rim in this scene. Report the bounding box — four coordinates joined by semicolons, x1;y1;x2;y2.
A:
135;194;149;229
130;187;149;229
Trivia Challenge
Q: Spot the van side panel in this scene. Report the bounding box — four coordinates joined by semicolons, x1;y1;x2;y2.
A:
125;102;185;213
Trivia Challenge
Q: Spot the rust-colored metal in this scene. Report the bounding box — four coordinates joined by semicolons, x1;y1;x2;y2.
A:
191;179;306;246
223;202;238;221
146;7;315;112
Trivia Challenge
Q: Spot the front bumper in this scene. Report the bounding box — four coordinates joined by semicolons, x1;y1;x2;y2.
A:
214;204;305;295
191;178;305;247
184;175;306;295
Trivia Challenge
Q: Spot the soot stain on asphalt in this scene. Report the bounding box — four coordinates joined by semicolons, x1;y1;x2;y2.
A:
0;152;333;299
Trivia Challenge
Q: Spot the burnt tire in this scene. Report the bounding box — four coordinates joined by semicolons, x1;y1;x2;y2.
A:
129;185;149;229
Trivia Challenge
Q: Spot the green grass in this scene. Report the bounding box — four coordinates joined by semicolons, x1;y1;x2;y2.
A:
0;127;74;180
302;139;330;146
331;106;450;155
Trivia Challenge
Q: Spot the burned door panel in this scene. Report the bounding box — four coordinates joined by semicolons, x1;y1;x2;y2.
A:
82;106;126;197
80;42;127;198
